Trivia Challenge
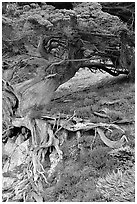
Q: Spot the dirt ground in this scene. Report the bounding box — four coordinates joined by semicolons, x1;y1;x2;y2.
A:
47;67;135;152
42;68;135;202
48;68;135;130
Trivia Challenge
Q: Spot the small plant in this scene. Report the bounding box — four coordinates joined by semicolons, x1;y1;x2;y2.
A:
96;166;135;202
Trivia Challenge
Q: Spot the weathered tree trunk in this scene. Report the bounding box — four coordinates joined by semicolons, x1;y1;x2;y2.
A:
128;53;135;81
14;62;83;117
119;30;135;81
10;33;84;117
14;75;60;116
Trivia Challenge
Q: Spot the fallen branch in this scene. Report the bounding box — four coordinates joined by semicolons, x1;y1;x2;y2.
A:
97;127;128;148
102;99;122;105
93;111;110;119
54;111;76;135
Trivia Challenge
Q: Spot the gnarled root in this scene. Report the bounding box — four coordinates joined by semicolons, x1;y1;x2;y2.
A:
12;116;63;183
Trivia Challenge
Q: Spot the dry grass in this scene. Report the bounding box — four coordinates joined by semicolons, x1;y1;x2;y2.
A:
43;73;135;202
96;166;135;202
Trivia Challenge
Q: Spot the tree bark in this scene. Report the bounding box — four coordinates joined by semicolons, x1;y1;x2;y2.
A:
14;75;60;116
10;34;84;117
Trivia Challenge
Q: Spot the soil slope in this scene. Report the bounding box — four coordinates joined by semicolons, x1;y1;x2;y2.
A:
43;69;135;202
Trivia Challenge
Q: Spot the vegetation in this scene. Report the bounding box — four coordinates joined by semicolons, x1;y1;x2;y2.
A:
2;2;135;202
